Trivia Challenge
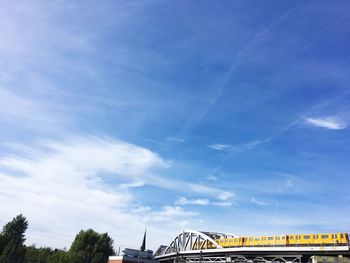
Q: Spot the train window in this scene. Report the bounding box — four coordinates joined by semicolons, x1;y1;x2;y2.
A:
277;237;280;240
289;236;293;240
250;238;253;241
314;235;318;239
255;238;260;241
333;235;337;238
282;237;285;240
304;235;310;240
268;237;273;240
321;235;329;239
340;234;344;239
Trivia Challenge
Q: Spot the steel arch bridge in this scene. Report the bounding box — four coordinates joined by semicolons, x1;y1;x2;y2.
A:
155;230;350;263
157;230;235;255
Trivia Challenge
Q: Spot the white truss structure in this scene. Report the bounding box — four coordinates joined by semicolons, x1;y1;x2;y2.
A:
162;230;228;255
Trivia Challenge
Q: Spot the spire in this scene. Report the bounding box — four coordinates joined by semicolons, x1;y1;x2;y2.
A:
140;229;146;251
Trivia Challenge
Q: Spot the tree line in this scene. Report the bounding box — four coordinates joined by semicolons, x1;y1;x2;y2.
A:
0;214;115;263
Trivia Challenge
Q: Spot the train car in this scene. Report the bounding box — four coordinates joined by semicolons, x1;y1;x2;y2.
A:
218;237;244;247
244;237;254;247
290;234;316;246
318;233;348;246
229;237;243;247
250;236;264;247
215;233;348;248
275;235;287;246
287;233;348;246
261;236;275;246
287;234;302;246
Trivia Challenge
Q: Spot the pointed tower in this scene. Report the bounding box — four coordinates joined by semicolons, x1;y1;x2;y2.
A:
140;229;146;251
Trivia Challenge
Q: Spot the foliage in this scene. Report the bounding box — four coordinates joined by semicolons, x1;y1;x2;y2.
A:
46;249;79;263
0;233;6;256
69;229;115;263
25;246;53;263
0;215;115;263
24;247;78;263
0;214;28;263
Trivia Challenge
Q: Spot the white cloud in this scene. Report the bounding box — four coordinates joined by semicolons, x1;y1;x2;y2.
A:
251;197;270;206
175;197;233;207
172;220;190;228
205;175;218;181
0;136;235;250
244;140;264;150
153;206;197;221
131;206;152;214
286;179;294;187
146;175;233;199
167;137;185;143
175;197;209;206
208;144;232;151
0;137;171;249
304;116;347;130
119;180;145;189
218;191;234;201
211;201;233;207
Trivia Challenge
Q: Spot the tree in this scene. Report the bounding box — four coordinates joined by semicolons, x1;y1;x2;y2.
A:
47;249;79;263
0;214;28;263
25;245;53;263
0;233;6;256
0;215;115;263
69;229;115;263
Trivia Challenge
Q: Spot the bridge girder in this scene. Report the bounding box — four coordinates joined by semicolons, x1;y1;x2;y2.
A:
162;230;226;255
155;230;350;263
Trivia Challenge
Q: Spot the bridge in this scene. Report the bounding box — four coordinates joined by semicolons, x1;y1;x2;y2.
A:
154;230;350;263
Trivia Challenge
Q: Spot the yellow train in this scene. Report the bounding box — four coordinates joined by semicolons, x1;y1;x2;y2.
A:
216;233;349;247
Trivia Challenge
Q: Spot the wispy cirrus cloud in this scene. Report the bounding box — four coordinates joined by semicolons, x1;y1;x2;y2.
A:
166;137;185;143
304;116;347;130
2;0;350;250
0;136;167;248
175;196;233;207
0;136;235;248
208;144;233;151
218;191;234;201
251;197;270;207
145;174;234;201
175;197;209;206
205;175;218;181
153;206;197;222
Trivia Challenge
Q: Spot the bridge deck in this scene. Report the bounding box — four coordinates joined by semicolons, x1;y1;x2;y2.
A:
156;246;350;260
156;230;350;262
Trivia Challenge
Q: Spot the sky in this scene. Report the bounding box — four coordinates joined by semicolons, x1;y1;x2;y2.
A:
1;0;350;251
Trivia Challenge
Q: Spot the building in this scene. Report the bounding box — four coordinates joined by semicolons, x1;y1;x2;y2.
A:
108;248;156;263
109;230;158;263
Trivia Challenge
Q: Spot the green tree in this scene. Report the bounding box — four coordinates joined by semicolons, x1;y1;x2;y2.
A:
25;245;53;263
0;214;28;263
46;249;79;263
69;229;115;263
0;233;6;256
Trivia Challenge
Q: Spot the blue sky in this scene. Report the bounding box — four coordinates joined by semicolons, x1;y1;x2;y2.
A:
1;0;350;250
